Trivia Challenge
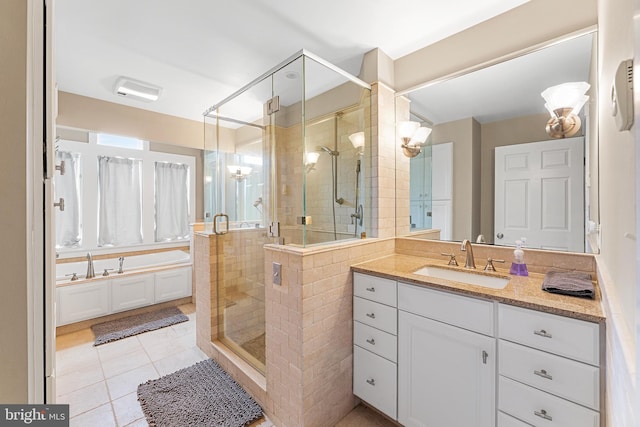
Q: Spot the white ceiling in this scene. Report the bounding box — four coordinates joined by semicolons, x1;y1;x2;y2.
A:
55;0;529;122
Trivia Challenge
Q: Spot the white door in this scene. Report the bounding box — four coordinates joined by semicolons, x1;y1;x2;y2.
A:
44;0;58;402
398;311;496;427
494;137;584;252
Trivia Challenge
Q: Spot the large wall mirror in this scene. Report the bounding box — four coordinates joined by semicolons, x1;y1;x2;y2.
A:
397;30;599;253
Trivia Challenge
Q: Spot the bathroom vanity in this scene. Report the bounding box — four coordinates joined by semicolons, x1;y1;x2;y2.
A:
352;254;604;427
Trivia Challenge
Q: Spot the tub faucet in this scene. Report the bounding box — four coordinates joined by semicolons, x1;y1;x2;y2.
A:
460;239;476;269
86;252;96;279
118;256;125;274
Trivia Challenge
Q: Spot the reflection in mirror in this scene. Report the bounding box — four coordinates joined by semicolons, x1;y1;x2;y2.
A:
399;31;598;253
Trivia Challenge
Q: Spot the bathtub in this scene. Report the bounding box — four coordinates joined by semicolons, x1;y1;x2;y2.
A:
55;250;192;326
56;250;191;282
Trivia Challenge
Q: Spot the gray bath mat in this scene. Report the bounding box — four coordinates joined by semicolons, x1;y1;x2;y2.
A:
137;358;264;427
91;306;188;346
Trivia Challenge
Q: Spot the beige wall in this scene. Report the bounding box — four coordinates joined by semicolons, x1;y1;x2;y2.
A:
394;0;597;93
58;92;204;150
431;118;479;241
0;0;31;402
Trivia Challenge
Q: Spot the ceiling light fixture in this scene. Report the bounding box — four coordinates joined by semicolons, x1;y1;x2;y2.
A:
399;121;432;158
541;82;590;138
114;77;162;103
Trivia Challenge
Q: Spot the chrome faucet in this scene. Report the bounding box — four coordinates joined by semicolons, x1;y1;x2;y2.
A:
86;252;96;279
460;239;476;269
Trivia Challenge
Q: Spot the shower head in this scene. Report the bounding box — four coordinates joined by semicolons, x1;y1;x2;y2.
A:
253;197;263;208
318;146;339;156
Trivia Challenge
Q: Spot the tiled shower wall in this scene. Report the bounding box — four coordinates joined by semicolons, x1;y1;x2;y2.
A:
195;233;396;426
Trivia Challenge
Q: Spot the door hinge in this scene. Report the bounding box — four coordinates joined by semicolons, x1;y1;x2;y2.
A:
266;96;280;115
268;221;280;237
296;216;312;225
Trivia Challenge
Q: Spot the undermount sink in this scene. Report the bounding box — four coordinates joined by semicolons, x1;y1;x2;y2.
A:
412;266;510;289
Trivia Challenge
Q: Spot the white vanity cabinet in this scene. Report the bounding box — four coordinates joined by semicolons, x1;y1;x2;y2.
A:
497;304;602;427
352;273;398;419
397;283;496;427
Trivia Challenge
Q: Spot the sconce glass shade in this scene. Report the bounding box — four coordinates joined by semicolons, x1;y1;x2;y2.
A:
398;121;421;139
541;82;590;116
409;126;432;146
348;131;365;150
227;165;252;180
305;151;320;166
399;121;431;158
541;82;590;138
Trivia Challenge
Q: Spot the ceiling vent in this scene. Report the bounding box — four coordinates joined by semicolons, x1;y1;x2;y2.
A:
114;77;162;102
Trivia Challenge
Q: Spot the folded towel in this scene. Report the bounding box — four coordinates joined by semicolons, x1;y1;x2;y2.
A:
542;270;594;299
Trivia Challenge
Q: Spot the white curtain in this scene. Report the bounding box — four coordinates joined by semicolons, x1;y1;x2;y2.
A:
55;151;82;248
98;156;143;246
155;162;190;241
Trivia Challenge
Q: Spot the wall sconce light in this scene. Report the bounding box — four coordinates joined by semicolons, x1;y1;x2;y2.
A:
541;82;590;138
227;165;252;181
399;121;432;158
305;152;320;173
349;131;365;154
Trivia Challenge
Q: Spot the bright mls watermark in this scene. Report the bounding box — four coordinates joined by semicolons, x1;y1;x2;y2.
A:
0;405;69;426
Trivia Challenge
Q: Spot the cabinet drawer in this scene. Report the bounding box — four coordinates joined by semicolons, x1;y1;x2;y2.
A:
354;296;397;335
499;304;600;365
499;340;599;410
498;411;531;427
354;273;397;307
353;345;397;420
398;283;494;336
499;376;599;427
354;321;397;362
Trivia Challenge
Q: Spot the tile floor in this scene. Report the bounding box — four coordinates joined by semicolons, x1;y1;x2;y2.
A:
55;303;392;427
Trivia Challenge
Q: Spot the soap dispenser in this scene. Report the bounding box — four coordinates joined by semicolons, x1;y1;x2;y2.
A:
509;239;529;276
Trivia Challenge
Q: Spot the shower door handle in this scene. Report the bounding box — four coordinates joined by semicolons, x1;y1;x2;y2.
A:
213;213;229;235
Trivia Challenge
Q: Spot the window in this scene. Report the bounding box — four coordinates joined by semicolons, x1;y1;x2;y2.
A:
54;150;82;248
155;162;190;242
97;156;143;246
56;132;196;254
97;134;144;150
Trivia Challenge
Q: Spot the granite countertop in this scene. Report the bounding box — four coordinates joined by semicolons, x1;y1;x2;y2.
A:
352;254;605;323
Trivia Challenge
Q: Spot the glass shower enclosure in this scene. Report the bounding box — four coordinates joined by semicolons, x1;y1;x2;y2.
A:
203;50;371;373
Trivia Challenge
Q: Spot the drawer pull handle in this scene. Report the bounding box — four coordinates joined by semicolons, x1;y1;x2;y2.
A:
534;329;553;338
366;287;375;292
366;338;376;345
366;312;376;319
534;409;552;421
534;369;553;380
366;378;376;386
482;350;488;364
